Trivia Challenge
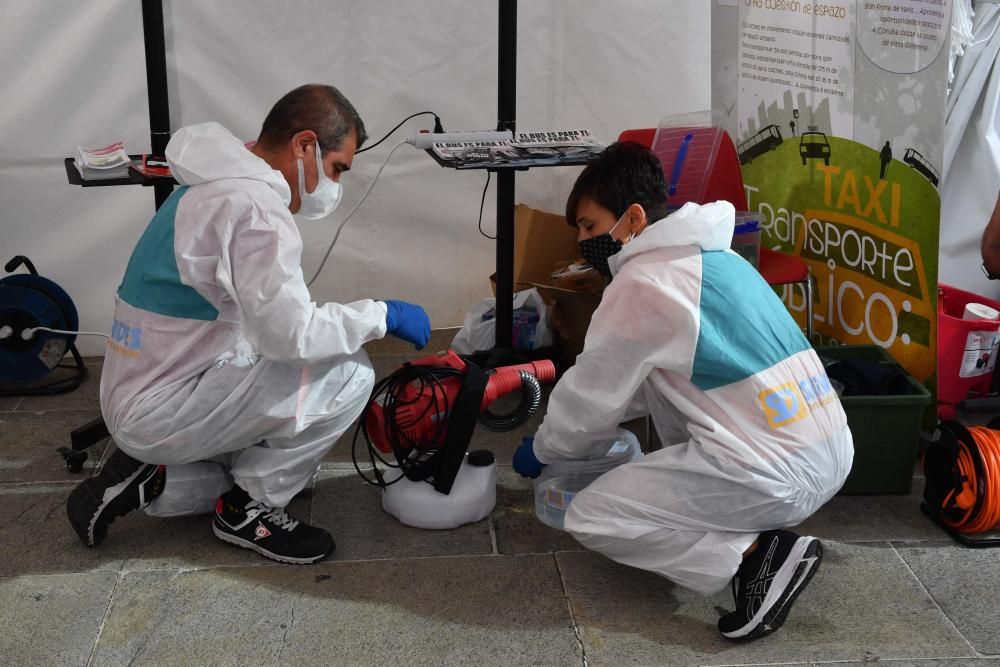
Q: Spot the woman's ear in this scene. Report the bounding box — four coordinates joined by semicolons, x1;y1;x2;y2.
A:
627;203;649;234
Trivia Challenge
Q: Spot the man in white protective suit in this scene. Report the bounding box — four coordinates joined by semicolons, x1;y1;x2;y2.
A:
512;142;853;640
67;84;431;564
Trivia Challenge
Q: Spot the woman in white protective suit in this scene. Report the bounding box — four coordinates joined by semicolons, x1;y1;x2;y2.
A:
66;85;431;564
512;142;853;640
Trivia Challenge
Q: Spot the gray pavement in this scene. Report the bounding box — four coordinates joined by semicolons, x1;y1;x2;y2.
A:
1;341;997;666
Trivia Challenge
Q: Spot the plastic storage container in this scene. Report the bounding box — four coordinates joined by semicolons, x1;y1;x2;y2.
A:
534;429;643;530
816;345;931;495
382;450;497;529
936;283;1000;419
650;110;726;205
732;212;762;268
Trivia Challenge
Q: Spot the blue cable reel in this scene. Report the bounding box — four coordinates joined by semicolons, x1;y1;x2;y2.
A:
0;256;88;396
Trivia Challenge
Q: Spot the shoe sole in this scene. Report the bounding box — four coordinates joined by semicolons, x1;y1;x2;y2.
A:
722;537;823;640
212;521;333;565
66;457;159;547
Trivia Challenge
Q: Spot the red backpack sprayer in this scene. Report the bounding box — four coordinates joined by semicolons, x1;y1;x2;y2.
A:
352;350;556;529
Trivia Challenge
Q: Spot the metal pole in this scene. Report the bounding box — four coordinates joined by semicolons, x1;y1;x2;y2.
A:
494;0;517;352
141;0;173;209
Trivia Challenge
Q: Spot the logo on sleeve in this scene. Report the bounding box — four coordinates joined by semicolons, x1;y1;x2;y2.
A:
758;383;809;429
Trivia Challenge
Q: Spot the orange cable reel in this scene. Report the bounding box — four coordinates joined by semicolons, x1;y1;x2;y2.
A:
924;421;1000;535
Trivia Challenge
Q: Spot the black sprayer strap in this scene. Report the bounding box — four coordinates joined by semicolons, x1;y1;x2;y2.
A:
432;361;488;495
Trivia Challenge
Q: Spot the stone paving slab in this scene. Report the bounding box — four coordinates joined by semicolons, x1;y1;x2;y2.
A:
556;542;974;666
0;482;125;577
0;570;119;666
810;660;999;666
0;480;312;577
310;468;494;561
91;555;581;667
896;541;1000;656
492;465;583;555
16;357;103;413
0;410;109;483
793;476;942;543
6;351;999;666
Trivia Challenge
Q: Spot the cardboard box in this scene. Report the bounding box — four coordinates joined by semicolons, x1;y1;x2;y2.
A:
540;288;603;365
489;205;605;366
488;205;581;290
546;260;606;293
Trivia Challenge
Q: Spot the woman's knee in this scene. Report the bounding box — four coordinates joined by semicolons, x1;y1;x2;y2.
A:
563;486;609;540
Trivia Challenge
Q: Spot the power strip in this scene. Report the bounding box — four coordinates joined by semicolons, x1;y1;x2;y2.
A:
409;130;513;150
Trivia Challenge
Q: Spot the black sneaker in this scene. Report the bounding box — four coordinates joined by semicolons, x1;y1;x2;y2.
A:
66;448;165;547
718;530;823;640
212;485;334;564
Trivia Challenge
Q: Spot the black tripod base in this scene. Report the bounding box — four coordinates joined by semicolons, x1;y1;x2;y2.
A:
60;415;111;474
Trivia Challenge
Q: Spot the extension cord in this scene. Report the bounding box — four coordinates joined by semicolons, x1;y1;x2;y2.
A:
409;130;513;150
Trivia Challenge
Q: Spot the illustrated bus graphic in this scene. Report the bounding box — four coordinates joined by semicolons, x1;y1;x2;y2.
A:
799;131;831;166
903;148;940;187
737;125;783;165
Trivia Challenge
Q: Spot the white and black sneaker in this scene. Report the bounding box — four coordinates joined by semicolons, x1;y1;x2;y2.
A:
67;448;165;547
212;485;334;564
718;529;823;640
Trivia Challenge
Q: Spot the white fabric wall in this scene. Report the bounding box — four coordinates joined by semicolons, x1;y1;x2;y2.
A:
0;0;710;355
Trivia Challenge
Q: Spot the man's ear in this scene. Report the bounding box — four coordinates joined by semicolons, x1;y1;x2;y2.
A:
291;130;317;159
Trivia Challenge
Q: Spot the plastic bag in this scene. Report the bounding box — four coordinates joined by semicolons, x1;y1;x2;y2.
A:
451;288;553;354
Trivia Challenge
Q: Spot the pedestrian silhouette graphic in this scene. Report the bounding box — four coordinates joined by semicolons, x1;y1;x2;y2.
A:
880;141;892;180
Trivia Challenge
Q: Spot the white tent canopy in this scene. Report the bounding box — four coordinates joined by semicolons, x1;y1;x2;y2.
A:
0;0;711;355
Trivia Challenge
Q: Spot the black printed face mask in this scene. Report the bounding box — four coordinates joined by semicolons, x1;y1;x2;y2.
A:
579;233;623;278
578;213;628;278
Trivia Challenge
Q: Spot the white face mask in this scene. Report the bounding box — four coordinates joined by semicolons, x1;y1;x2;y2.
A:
296;140;342;220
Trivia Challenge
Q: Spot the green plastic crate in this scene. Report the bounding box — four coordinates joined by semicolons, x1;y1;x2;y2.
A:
815;345;932;495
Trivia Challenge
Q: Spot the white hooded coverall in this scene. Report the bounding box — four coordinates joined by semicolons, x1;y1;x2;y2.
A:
939;0;1000;294
533;202;854;594
100;122;386;514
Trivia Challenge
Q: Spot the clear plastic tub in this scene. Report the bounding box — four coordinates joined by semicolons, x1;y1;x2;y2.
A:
651;110;726;206
732;212;762;268
534;429;643;531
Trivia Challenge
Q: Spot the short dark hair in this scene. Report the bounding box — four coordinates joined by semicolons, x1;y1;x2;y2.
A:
565;142;669;226
257;84;367;154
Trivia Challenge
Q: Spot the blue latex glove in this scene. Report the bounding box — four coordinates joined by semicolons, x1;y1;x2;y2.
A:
513;437;546;479
382;300;431;350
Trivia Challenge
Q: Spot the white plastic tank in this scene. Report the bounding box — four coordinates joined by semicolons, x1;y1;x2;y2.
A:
534;428;643;531
381;450;497;529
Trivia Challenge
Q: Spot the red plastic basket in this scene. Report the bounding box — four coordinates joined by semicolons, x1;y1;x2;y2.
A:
937;283;1000;418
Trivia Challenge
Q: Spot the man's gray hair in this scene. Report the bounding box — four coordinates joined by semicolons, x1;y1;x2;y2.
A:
258;84;367;153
